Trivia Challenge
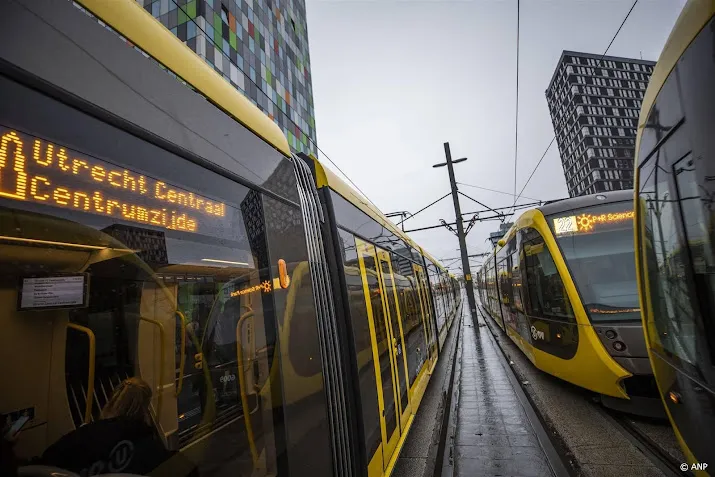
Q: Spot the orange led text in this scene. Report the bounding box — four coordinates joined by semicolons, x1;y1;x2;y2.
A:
0;129;229;233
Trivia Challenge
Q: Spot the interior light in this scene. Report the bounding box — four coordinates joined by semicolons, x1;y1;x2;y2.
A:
668;391;681;404
596;194;607;200
201;258;249;266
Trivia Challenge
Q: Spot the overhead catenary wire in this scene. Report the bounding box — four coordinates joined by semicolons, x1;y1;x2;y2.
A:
508;0;640;214
171;0;382;211
396;193;452;226
512;0;520;207
457;182;542;202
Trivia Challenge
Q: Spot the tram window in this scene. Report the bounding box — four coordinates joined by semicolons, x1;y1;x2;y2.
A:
638;72;683;160
336;228;382;461
392;255;427;387
550;201;640;323
639;155;698;365
428;264;445;332
521;229;575;323
512;248;523;312
401;275;427;386
672;152;715;305
0;104;288;475
498;257;513;306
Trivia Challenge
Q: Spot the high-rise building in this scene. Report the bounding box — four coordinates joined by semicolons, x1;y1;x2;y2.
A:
139;0;316;155
546;51;655;197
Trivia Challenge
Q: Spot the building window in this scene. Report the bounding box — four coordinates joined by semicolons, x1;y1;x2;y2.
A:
221;5;229;24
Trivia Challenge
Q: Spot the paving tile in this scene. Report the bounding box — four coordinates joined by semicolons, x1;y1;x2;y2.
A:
504;424;532;435
458;423;509;435
507;434;540;447
456;433;511;447
476;409;506;419
456;456;511;475
458;400;482;409
502;414;529;425
454;445;515;460
465;415;505;426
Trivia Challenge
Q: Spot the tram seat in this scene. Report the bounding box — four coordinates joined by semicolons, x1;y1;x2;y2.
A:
65;370;132;428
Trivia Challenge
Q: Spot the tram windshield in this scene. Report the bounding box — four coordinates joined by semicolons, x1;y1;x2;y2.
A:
549;200;640;323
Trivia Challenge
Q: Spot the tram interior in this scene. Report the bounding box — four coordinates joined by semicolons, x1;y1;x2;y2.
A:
0;206;275;475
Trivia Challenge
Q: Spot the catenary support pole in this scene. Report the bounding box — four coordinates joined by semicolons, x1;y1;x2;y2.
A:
441;142;479;326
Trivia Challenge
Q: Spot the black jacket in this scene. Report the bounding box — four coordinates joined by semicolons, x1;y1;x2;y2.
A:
41;417;198;477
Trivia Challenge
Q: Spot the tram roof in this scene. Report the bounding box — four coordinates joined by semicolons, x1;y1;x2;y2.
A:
537;190;633;217
77;0;292;157
310;157;449;273
637;0;715;163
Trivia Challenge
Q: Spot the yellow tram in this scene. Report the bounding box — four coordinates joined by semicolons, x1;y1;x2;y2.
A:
476;191;661;414
0;2;460;477
633;0;715;472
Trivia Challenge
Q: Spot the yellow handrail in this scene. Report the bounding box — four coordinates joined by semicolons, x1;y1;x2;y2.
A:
67;323;96;425
139;316;165;420
175;311;187;397
235;309;259;467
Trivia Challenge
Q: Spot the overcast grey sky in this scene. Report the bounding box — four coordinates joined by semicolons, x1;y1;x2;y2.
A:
304;0;684;273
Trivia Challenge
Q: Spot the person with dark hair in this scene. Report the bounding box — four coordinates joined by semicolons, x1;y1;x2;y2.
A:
40;377;198;477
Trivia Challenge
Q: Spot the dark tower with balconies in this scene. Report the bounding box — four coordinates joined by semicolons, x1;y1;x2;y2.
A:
546;51;655;197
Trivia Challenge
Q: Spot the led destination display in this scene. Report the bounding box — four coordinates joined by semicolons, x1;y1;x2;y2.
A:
0;128;227;234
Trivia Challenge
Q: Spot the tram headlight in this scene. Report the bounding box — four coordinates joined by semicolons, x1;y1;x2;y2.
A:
612;340;626;352
605;330;617;340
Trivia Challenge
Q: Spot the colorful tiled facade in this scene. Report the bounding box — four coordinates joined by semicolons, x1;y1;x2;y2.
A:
138;0;316;155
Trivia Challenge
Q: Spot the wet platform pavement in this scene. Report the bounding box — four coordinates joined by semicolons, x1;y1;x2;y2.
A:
450;320;559;477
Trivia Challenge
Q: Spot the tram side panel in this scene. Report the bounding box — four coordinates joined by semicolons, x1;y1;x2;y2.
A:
321;187;454;477
635;5;715;468
260;195;334;476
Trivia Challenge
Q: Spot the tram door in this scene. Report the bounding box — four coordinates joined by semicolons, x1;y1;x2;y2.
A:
413;264;438;364
374;248;411;430
355;238;407;469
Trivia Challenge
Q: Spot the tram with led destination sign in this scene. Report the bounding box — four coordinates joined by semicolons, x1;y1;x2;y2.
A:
0;2;461;477
476;190;662;416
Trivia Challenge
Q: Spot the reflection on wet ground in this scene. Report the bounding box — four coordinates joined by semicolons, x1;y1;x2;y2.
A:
454;323;554;477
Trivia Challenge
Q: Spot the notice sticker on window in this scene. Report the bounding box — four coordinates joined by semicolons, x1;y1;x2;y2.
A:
19;275;88;310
